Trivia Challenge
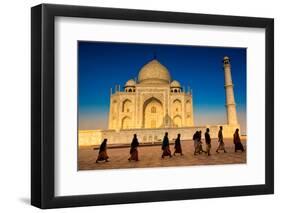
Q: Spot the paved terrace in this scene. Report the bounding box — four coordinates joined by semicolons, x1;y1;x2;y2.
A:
78;138;246;170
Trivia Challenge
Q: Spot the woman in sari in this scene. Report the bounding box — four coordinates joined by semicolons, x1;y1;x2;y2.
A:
174;134;183;156
193;131;200;155
233;128;244;152
216;126;227;153
204;128;211;156
198;130;206;154
128;134;140;161
161;132;172;158
95;139;109;163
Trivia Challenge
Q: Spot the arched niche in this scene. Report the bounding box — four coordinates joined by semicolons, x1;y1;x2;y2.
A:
172;99;182;114
122;99;132;113
121;116;131;129
173;115;182;127
186;99;191;116
112;100;118;113
143;97;163;128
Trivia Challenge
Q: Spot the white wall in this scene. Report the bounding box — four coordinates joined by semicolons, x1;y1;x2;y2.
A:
0;0;279;212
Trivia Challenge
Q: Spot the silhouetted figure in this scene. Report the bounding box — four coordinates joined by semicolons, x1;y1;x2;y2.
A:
161;132;172;158
174;134;183;156
198;130;206;154
233;129;244;152
96;139;109;163
216;126;227;153
193;131;200;155
205;128;211;156
128;134;140;161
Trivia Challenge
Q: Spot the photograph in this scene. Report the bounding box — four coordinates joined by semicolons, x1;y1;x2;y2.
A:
78;41;247;170
29;2;274;209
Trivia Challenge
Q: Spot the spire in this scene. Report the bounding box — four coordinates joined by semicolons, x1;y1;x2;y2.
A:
223;56;238;125
187;85;191;94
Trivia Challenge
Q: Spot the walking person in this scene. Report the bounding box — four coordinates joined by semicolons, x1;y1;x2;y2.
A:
95;139;109;163
233;129;245;152
128;134;140;161
193;131;200;155
216;126;227;153
161;132;172;158
198;130;206;154
173;134;183;156
205;128;211;156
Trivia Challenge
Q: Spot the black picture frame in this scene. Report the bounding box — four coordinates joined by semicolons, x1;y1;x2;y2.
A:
31;3;274;209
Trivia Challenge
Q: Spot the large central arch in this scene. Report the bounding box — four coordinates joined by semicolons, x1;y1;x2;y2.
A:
143;97;163;128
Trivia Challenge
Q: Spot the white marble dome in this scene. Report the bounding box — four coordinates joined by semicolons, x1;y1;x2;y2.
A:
170;80;181;88
138;59;171;84
125;79;136;87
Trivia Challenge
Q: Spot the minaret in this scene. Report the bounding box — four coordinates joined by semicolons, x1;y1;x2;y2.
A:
223;56;238;125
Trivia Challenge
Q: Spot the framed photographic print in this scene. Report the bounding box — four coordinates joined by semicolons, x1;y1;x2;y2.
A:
31;3;274;209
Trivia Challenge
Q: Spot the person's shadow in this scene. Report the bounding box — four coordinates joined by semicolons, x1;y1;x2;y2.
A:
19;197;30;205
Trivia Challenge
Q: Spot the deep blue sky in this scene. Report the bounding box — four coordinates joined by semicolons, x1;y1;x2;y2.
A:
78;41;246;134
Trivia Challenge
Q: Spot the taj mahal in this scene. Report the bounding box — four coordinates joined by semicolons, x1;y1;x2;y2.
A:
79;56;240;146
108;58;194;130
